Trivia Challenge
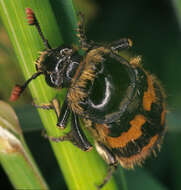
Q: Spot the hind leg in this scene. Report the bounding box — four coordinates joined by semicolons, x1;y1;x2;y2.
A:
94;141;118;189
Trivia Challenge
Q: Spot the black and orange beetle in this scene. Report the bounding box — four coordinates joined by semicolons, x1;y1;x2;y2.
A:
10;8;166;188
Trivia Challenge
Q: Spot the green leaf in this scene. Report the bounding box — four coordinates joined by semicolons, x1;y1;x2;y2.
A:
0;101;48;189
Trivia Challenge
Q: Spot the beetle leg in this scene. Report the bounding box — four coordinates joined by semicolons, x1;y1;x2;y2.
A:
42;130;72;142
56;100;70;129
33;98;71;129
97;165;117;190
34;99;92;151
32;98;60;116
77;12;92;51
44;112;92;151
32;98;67;128
94;141;118;189
109;38;132;51
69;112;92;151
32;101;54;110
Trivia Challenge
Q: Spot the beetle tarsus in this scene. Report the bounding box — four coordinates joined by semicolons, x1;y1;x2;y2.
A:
42;129;71;142
96;165;117;190
32;101;54;110
110;38;133;51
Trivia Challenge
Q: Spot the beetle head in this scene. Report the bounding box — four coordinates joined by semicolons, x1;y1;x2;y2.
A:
36;47;74;88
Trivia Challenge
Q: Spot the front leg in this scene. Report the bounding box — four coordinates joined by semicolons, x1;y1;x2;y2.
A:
94;141;118;189
76;12;92;51
43;112;92;151
57;99;70;129
32;98;60;118
34;99;92;151
33;98;70;129
70;112;92;151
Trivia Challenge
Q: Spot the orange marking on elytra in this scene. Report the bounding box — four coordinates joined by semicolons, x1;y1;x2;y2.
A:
143;75;157;111
107;114;146;148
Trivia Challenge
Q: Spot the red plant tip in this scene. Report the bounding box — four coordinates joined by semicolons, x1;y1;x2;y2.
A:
9;85;22;102
26;8;36;25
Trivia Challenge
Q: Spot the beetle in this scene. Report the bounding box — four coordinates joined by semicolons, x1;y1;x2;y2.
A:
10;8;166;189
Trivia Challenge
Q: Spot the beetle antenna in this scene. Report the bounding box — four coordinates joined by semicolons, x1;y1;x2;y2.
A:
26;8;51;49
10;72;43;101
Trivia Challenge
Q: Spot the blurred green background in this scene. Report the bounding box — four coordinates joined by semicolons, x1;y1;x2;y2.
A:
0;0;181;189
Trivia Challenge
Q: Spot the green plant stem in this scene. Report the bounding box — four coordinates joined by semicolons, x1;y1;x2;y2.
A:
0;0;121;189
